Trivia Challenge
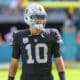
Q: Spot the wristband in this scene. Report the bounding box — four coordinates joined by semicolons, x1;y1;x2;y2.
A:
58;72;65;80
8;76;14;80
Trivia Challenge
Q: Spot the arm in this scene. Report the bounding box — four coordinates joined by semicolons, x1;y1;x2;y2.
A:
53;30;65;80
55;56;65;80
8;33;20;80
53;43;65;80
8;58;19;80
55;56;65;72
52;29;65;80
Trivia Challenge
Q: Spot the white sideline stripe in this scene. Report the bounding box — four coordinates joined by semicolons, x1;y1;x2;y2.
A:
0;63;9;69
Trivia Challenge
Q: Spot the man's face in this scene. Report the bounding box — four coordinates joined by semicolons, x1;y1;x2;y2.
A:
31;15;46;25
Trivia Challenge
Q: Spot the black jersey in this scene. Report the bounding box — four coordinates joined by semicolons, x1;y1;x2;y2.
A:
12;28;62;74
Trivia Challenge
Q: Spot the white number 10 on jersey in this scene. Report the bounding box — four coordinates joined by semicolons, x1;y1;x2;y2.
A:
25;43;48;64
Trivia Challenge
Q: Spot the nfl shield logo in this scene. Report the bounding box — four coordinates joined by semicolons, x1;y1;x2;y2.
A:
23;38;29;44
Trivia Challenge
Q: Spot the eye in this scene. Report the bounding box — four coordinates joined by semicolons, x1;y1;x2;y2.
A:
37;15;45;19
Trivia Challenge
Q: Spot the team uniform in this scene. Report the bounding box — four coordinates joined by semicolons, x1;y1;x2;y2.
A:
12;28;62;80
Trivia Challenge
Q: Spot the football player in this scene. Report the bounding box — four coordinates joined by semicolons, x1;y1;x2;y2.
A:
8;3;65;80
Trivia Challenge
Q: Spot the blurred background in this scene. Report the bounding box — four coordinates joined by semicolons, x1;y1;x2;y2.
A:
0;0;80;80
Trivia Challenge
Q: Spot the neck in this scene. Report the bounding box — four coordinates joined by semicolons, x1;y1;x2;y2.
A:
29;27;43;35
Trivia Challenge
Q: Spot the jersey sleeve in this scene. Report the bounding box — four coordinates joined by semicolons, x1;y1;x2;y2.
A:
51;29;62;58
53;29;63;44
52;43;61;58
12;33;20;59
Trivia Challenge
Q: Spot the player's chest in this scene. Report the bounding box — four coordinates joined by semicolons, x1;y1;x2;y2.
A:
19;35;53;48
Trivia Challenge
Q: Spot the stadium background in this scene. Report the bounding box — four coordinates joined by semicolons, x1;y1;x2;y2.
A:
0;0;80;80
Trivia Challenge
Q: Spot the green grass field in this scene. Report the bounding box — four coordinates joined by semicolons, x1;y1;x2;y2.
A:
0;67;80;80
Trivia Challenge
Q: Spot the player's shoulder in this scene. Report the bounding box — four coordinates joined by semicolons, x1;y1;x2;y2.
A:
43;28;59;35
13;29;28;36
43;28;63;43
